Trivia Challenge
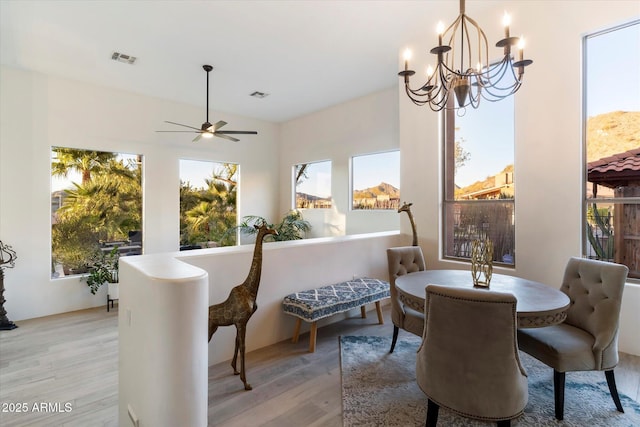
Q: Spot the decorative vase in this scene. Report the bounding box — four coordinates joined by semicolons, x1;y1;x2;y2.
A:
471;239;493;288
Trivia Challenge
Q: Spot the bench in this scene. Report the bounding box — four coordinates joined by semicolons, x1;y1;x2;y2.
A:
282;277;390;352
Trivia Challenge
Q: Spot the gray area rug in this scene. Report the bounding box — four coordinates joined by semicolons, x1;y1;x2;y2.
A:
340;335;640;426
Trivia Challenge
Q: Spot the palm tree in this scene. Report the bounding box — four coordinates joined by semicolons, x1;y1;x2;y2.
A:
51;147;116;184
51;150;142;274
181;163;238;246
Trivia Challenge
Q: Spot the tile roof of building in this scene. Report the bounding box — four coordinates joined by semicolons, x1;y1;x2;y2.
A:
588;148;640;188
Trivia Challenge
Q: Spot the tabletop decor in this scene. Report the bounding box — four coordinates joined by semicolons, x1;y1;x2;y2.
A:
0;240;18;330
471;238;493;287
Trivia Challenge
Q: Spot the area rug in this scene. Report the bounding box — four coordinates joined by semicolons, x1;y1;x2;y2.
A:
340;335;640;427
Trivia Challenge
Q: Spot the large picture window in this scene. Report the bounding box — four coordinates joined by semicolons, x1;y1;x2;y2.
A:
443;96;516;265
180;159;238;249
351;150;400;210
583;20;640;280
51;148;143;278
294;160;332;209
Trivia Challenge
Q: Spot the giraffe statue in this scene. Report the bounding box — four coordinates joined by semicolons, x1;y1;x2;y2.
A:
398;202;418;246
208;222;277;390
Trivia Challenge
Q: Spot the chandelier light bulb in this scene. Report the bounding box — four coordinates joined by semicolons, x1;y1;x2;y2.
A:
437;21;445;45
503;12;511;37
426;65;434;78
518;37;526;50
403;48;412;71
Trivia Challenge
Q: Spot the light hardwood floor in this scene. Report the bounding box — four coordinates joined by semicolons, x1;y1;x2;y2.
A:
1;305;639;426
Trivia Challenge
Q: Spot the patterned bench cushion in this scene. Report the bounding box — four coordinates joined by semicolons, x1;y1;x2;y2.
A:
282;277;390;322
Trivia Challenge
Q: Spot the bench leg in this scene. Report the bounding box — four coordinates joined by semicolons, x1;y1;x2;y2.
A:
375;301;384;324
360;306;367;318
309;322;318;353
292;318;302;343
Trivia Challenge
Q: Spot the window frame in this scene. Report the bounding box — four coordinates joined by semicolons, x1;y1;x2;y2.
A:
350;150;400;211
50;147;143;279
581;19;640;282
292;159;333;209
441;97;516;267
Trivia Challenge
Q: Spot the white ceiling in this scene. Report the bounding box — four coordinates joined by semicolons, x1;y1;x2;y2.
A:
0;0;467;123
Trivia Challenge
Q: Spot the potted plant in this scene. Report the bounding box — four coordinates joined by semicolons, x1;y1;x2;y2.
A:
81;247;119;296
230;210;311;242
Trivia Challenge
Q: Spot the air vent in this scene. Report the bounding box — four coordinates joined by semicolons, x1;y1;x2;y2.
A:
111;52;137;65
250;91;269;99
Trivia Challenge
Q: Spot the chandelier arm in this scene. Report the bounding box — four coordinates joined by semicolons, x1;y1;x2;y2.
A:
463;14;490;71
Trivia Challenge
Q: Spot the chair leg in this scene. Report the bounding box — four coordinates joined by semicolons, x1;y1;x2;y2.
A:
605;369;624;413
389;325;399;353
426;399;439;427
553;370;565;421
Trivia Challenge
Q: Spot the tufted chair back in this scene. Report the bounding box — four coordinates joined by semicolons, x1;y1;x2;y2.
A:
387;246;426;328
517;256;629;420
560;256;628;369
416;285;528;425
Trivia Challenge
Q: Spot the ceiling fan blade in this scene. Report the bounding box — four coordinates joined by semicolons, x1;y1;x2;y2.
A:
213;133;240;142
193;133;205;143
156;130;201;133
215;130;258;135
212;120;227;131
164;120;202;131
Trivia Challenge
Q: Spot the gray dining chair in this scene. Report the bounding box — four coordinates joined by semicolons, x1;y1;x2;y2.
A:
416;284;528;426
386;246;426;353
517;256;629;420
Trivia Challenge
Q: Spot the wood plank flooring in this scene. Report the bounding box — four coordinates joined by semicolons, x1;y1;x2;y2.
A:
1;305;639;426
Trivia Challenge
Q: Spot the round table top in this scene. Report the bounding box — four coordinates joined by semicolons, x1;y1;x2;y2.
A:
395;270;571;328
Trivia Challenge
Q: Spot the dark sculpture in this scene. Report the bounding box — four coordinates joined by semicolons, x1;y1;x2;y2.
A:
0;240;18;330
208;223;277;390
398;202;418;246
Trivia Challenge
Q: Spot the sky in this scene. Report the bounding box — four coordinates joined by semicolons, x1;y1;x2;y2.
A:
586;21;640;116
455;96;515;188
180;159;231;189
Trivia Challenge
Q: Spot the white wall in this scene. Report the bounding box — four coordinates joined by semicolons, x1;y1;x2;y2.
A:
279;89;401;237
0;66;280;321
398;1;640;355
166;231;401;366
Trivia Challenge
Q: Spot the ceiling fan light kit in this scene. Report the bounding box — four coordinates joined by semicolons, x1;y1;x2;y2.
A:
156;64;257;142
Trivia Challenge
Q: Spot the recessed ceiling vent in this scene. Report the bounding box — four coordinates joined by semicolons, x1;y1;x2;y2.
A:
250;91;269;99
111;52;137;65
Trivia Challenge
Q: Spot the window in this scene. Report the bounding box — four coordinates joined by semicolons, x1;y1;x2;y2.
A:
443;96;516;265
294;160;332;209
51;148;142;278
583;20;640;280
351;151;400;210
180;159;238;248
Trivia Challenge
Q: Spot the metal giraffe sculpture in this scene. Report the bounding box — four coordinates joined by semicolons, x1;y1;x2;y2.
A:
208;222;277;390
398;202;418;246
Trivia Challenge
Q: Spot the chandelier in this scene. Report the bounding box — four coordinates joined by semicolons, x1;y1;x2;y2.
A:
399;0;533;111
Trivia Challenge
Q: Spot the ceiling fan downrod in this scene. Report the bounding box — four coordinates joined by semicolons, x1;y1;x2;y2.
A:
202;64;213;132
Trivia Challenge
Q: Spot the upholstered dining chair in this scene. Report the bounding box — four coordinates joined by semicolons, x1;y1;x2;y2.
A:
386;246;426;353
517;256;629;420
416;285;528;426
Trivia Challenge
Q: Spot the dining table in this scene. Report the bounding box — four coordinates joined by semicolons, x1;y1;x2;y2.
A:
395;269;571;328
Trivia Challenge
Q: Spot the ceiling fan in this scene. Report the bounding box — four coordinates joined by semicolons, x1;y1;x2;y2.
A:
156;65;257;142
